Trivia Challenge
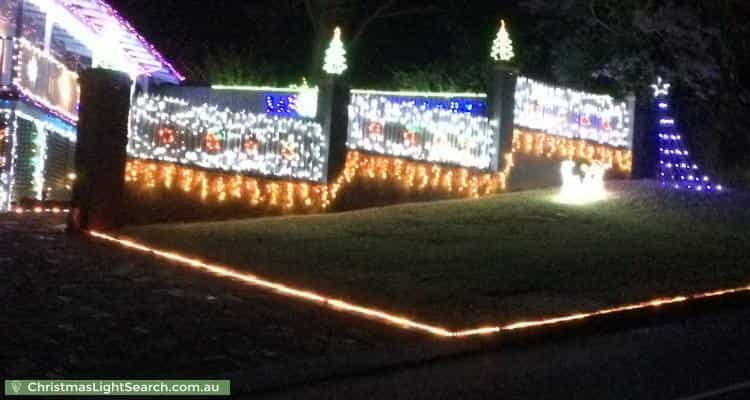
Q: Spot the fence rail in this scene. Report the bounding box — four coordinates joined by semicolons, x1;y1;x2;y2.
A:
514;77;633;149
347;91;496;170
129;80;635;187
154;85;319;119
128;95;327;183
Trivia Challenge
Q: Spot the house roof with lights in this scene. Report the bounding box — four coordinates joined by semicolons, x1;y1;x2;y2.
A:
22;0;183;83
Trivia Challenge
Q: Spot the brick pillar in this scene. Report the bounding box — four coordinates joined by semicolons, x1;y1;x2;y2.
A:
487;63;518;172
317;76;350;182
68;69;131;233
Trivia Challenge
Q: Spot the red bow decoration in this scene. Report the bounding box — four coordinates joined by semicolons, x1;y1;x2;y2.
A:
244;138;259;155
368;122;383;138
403;131;419;147
204;133;222;153
158;128;175;145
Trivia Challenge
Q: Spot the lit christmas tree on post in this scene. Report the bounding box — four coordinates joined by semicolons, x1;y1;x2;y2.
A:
652;77;722;192
487;19;518;173
491;20;514;62
323;27;348;75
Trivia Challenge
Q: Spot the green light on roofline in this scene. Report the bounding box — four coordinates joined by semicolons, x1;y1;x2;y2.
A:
351;89;487;98
211;85;319;92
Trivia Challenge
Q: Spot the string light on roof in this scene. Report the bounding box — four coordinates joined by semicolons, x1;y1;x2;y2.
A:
94;23;139;78
652;77;723;192
24;0;184;81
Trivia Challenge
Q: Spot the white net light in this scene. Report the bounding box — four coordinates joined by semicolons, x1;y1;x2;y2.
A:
491;20;514;62
323;27;348;75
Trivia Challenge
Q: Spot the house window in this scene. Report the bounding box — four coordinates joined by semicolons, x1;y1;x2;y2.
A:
0;0;18;37
20;0;45;48
50;23;92;73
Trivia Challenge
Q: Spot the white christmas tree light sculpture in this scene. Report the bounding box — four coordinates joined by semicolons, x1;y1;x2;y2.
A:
491;20;514;62
323;27;348;75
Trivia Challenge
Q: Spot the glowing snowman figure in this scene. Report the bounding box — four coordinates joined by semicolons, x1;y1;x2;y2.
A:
557;160;609;204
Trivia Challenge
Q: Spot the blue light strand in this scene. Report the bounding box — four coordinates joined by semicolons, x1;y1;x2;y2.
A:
264;94;299;117
385;97;487;116
652;78;722;192
263;94;486;118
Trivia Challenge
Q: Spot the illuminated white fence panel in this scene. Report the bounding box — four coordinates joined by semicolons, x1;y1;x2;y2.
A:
347;91;495;170
128;95;327;183
514;77;633;148
157;85;319;119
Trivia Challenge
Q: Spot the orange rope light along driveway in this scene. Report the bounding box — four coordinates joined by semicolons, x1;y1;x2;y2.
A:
89;231;750;339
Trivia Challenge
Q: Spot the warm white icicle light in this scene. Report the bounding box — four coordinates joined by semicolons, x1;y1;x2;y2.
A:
323;27;348;75
491;20;514;62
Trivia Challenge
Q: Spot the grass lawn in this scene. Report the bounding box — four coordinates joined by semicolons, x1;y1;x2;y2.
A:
121;181;750;329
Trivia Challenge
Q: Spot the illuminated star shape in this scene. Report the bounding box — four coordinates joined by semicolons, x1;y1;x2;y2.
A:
651;77;671;98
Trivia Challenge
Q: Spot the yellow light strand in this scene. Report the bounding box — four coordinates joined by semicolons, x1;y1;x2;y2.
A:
513;130;633;174
125;150;512;213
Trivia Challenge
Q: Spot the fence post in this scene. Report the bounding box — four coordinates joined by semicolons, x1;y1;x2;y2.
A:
317;76;350;182
625;93;640;179
487;63;518;172
67;69;132;233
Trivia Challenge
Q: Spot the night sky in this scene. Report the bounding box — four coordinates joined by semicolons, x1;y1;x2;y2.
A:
107;0;526;86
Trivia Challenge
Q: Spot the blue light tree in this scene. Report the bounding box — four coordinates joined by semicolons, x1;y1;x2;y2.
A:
652;78;722;192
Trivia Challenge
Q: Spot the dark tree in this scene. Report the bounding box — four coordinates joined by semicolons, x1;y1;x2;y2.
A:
522;0;750;178
242;0;439;81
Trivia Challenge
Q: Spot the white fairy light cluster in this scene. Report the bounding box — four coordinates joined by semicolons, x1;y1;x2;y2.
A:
19;110;76;202
0;108;75;209
491;20;514;62
347;93;496;170
514;77;633;148
129;95;328;183
30;119;48;201
295;88;319;118
94;23;140;78
323;27;347;75
13;38;80;123
5;112;18;210
556;160;609;205
0;110;13;211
